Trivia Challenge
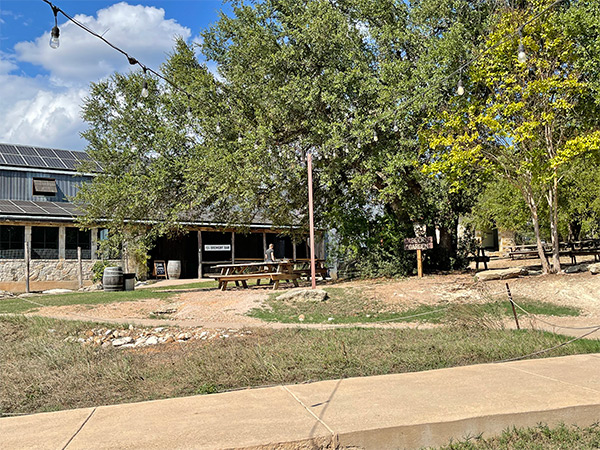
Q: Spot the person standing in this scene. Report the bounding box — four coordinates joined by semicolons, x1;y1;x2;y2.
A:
265;243;275;262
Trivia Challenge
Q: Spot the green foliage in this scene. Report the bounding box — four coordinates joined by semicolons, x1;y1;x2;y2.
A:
78;0;501;275
425;1;600;272
91;260;112;283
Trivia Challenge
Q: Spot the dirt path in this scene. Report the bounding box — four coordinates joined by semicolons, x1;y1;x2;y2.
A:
24;258;600;337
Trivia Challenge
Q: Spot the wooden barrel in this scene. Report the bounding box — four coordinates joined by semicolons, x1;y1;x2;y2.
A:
103;266;124;291
167;260;181;279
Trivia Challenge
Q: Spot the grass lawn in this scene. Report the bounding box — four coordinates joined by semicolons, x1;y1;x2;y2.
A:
1;315;599;416
248;287;580;324
436;423;600;449
0;280;218;315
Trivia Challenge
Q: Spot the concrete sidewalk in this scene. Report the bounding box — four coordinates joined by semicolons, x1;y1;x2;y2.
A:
2;354;600;450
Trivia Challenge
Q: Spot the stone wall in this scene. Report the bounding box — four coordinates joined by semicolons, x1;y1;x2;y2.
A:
0;259;121;282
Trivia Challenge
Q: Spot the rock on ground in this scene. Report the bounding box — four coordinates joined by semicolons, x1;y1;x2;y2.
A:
564;264;589;274
589;263;600;275
42;289;74;295
475;267;528;282
276;289;328;302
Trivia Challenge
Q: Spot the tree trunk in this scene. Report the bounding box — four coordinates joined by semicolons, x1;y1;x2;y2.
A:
546;170;561;273
522;186;551;274
568;220;581;242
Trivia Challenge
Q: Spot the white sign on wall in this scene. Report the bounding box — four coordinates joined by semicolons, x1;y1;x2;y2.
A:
204;245;231;251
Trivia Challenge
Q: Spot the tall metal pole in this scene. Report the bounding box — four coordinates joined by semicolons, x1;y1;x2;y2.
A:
308;152;317;289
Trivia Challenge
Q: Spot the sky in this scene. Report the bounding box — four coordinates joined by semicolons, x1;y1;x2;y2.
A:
0;0;230;150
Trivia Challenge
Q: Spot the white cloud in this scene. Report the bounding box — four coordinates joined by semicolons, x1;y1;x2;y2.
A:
0;73;87;149
16;2;191;86
1;2;193;150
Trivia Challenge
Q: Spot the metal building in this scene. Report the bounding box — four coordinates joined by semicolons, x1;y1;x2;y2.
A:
0;143;321;291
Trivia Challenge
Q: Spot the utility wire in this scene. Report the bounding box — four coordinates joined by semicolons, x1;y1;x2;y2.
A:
40;0;198;102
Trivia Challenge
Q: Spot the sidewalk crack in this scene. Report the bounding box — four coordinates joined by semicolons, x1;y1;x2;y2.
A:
505;365;600;395
281;386;336;436
62;407;97;450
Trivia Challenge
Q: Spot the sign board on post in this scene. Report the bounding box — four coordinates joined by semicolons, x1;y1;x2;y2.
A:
404;237;434;251
404;237;433;278
204;245;231;251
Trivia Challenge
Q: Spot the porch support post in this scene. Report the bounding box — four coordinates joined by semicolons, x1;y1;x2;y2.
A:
91;228;98;260
198;230;203;278
58;226;66;259
231;231;235;264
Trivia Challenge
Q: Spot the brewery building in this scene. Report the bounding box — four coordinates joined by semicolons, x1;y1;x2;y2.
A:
0;143;322;291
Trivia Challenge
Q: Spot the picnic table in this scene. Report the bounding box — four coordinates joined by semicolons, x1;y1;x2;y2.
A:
292;258;328;279
209;261;300;291
508;241;600;264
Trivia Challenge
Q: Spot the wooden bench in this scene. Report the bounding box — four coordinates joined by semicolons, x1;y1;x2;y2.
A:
208;272;300;290
468;248;489;271
568;249;600;265
294;267;328;278
509;250;540;260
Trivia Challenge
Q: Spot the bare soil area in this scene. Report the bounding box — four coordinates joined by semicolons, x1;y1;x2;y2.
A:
25;256;600;335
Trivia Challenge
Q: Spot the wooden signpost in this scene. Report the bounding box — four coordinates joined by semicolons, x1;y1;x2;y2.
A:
404;237;433;278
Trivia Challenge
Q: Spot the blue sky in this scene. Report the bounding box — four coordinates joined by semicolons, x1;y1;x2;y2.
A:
0;0;230;150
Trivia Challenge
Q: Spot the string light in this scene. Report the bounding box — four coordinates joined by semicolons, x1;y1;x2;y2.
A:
457;78;465;96
41;0;199;102
141;68;149;98
389;0;565;122
517;29;527;63
49;5;60;49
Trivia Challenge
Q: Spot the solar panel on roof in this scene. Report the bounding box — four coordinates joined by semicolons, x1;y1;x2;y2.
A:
22;156;47;167
16;146;39;156
53;149;72;158
34;147;57;157
0;144;18;154
73;152;90;160
17;202;46;214
0;200;25;213
61;159;80;170
3;154;25;165
43;157;68;169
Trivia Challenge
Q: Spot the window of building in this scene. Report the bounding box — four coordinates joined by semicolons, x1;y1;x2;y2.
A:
66;228;91;259
97;228;121;259
0;225;24;259
32;178;58;196
31;226;59;259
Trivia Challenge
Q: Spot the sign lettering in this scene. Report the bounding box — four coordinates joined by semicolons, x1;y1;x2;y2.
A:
404;237;434;251
204;244;231;251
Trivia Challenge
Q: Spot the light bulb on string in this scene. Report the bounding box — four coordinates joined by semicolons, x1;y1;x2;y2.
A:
373;131;378;142
517;29;527;63
141;80;149;98
140;68;149;98
49;6;60;49
457;79;465;96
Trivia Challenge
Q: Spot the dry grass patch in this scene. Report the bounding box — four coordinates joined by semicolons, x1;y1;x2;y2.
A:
1;315;599;416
